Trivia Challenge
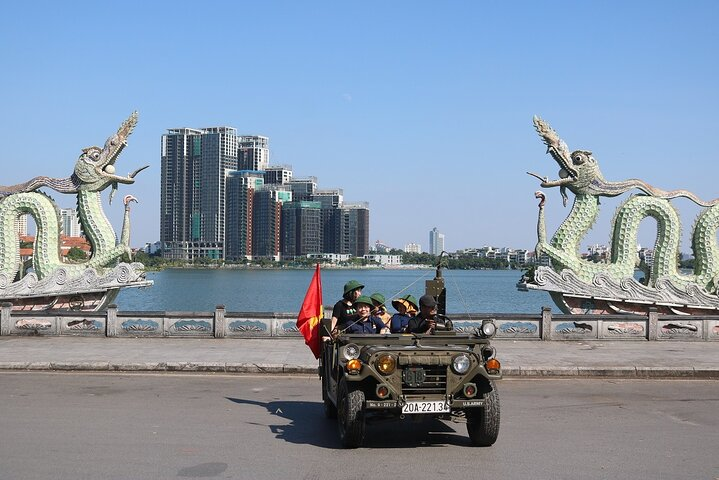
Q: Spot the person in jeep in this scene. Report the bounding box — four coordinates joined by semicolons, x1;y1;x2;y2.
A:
406;294;452;333
389;294;418;333
331;280;364;331
345;295;386;334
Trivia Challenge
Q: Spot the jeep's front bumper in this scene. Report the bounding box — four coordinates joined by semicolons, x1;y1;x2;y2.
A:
365;397;486;410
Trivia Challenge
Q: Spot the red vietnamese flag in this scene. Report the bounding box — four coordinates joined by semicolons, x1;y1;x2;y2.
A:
296;264;323;359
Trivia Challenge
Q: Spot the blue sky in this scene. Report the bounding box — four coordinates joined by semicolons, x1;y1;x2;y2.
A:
1;1;718;254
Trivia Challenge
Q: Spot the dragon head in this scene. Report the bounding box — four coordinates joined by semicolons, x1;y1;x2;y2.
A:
529;116;605;205
73;112;148;193
528;116;719;209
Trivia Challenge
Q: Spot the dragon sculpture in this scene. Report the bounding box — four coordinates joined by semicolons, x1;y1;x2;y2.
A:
0;113;152;311
526;116;719;315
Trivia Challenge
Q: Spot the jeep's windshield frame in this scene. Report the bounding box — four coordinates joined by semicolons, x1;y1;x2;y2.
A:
334;333;492;347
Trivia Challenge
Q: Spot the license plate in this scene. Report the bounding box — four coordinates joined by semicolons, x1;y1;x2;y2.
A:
401;400;450;414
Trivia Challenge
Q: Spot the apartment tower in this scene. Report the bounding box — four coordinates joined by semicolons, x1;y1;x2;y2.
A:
161;127;239;260
429;227;445;256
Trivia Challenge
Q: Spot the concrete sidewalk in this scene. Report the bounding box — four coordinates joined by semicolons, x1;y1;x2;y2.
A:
0;336;716;378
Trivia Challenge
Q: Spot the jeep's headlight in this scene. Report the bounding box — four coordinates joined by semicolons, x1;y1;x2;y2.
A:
376;354;396;375
342;343;360;361
452;353;471;374
480;319;497;338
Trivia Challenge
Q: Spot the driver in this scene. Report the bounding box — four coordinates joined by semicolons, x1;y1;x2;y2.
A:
406;294;452;333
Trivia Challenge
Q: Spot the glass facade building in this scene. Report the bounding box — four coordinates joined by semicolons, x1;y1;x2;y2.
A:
161;126;238;260
161;127;369;261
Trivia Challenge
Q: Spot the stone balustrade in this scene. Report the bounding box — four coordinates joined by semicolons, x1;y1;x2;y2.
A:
1;303;718;341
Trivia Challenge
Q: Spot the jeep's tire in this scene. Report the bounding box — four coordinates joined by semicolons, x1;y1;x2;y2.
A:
322;369;337;419
466;382;500;447
337;379;365;448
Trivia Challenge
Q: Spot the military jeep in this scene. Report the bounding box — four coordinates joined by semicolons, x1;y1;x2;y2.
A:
319;318;501;448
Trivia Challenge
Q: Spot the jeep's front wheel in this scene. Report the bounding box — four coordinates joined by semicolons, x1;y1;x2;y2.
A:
466;382;500;446
337;379;365;448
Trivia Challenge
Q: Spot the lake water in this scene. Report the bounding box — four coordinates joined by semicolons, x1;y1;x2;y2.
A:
116;268;551;314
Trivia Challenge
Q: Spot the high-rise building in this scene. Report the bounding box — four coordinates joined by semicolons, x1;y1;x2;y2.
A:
160;125;372;262
311;189;343;253
311;189;343;207
339;203;370;257
199;127;239;247
253;186;292;259
281;201;321;258
160;128;202;249
288;177;317;202
60;208;82;237
263;165;293;185
16;214;28;236
161;126;239;260
238;136;269;171
429;227;445;255
225;170;264;261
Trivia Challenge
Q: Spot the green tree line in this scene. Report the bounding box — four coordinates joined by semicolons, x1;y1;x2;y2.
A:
400;252;510;270
129;250;518;270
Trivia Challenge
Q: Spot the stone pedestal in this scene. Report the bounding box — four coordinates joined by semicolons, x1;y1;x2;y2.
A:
214;305;226;338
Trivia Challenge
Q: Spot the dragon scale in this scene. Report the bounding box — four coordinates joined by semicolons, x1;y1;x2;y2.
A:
76;189;129;262
540;193;636;281
0;192;61;281
0;189;132;282
531;116;719;301
683;203;719;291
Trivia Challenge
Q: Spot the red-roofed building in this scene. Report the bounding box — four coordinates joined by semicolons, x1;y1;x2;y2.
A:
18;235;92;262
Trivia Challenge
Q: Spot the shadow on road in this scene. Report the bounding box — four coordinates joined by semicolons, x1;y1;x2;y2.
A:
227;397;340;448
226;397;471;449
365;418;469;448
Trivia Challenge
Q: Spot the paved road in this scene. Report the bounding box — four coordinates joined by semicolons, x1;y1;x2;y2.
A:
0;373;716;480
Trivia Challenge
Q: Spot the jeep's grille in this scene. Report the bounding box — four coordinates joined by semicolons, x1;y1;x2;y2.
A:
402;365;447;395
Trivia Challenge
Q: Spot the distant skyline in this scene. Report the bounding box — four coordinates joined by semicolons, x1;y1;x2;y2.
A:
1;1;718;253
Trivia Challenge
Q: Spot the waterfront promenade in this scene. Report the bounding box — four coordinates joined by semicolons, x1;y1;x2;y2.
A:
0;336;716;378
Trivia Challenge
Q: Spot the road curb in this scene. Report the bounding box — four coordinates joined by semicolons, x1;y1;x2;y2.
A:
0;362;716;378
